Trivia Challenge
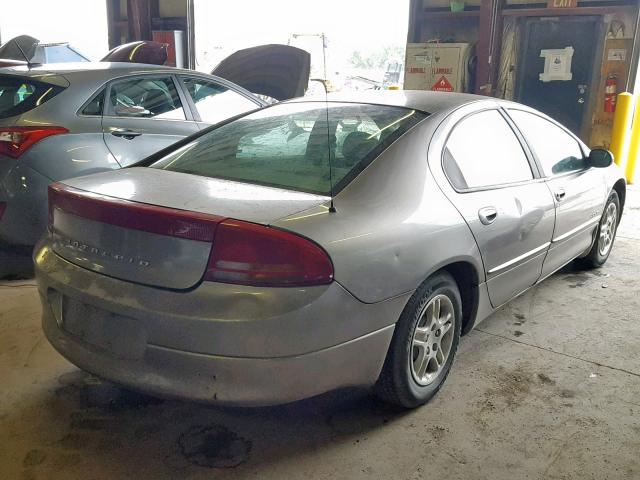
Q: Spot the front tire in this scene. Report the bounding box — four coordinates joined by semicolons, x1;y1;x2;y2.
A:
375;271;462;408
576;190;620;269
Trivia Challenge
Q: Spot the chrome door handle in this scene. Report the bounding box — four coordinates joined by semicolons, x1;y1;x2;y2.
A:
111;128;142;140
554;188;566;202
478;206;498;225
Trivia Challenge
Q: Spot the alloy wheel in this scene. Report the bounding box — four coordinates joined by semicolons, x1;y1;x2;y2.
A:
598;202;617;257
410;294;455;386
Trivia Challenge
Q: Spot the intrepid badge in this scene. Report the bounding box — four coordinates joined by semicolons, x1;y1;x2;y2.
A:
60;236;151;267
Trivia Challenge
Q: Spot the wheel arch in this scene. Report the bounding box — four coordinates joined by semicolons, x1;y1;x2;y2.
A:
612;179;626;219
439;261;480;336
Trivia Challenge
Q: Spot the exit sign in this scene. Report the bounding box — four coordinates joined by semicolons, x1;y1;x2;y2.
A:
547;0;578;7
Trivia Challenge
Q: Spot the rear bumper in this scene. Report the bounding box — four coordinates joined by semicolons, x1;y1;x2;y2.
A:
0;160;51;246
35;241;406;405
43;309;394;406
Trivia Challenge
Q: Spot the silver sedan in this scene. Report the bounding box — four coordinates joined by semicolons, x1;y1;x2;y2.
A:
35;91;625;408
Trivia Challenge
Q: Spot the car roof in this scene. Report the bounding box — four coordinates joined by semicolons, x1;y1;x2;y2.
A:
0;62;190;76
38;42;71;47
285;90;489;115
0;62;245;93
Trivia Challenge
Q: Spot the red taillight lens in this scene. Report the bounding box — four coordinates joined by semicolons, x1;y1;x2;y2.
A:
0;126;69;159
48;183;223;241
0;202;6;220
205;219;334;287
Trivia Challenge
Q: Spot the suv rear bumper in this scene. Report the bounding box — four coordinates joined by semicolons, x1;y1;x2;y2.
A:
0;161;51;246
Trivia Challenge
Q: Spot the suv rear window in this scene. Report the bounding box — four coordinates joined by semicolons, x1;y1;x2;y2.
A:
0;76;65;119
151;102;426;195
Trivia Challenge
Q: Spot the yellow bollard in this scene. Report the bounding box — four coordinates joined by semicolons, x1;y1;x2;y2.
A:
610;92;634;167
626;96;640;184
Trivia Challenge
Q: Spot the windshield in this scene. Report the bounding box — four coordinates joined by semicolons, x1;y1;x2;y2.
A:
152;102;426;195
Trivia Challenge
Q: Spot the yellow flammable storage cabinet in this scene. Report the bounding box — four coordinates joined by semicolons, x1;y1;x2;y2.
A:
404;43;473;93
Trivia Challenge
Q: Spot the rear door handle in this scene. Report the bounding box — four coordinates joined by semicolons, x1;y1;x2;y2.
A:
554;188;566;202
111;128;143;140
478;206;498;225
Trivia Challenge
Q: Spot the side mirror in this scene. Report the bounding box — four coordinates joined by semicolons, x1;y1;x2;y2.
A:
588;148;613;168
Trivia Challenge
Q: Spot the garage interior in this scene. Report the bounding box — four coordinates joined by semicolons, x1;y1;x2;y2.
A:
1;0;640;479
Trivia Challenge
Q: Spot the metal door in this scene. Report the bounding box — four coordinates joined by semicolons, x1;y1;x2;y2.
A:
541;171;606;277
452;184;556;307
439;109;556;307
516;17;602;137
506;108;607;278
102;75;198;166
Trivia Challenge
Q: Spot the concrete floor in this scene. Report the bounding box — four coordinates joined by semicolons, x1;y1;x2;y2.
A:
1;187;639;480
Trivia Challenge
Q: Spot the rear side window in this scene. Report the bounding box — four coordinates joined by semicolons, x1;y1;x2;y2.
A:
0;76;65;119
444;110;533;190
508;110;585;176
151;102;426;195
81;89;105;116
181;77;259;124
107;76;185;120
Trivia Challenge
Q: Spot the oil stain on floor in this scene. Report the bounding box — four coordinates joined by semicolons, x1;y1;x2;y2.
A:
177;425;252;468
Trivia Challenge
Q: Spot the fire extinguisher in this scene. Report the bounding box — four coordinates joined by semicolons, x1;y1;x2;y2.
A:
605;74;617;113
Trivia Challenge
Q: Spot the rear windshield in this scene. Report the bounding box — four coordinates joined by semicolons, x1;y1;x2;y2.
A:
151;102;426;195
0;76;65;119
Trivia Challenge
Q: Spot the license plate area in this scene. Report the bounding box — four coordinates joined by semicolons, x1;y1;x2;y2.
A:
52;291;147;360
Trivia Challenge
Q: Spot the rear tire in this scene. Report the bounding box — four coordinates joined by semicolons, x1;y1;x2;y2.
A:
575;191;619;270
375;271;462;408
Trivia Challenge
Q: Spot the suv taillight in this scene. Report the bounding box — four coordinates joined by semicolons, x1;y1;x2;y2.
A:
204;219;334;287
0;126;69;159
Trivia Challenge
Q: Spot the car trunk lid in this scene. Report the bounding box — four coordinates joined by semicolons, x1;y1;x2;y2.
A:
49;168;329;289
211;44;310;101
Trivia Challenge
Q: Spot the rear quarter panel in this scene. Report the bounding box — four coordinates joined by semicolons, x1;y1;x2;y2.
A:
274;114;484;304
3;80;121;181
0;81;120;244
16;131;121;181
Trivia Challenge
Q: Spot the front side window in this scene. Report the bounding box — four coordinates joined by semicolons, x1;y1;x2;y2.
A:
152;102;426;195
509;110;585;176
182;77;258;124
108;76;185;120
444;110;533;190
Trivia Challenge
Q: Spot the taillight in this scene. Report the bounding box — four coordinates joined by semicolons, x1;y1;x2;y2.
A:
0;202;6;220
0;126;69;159
48;183;223;241
204;219;334;287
